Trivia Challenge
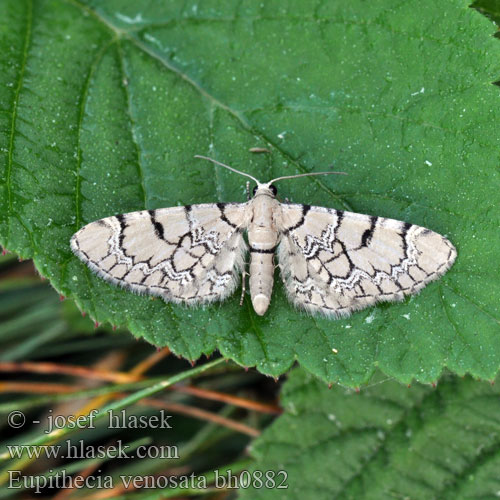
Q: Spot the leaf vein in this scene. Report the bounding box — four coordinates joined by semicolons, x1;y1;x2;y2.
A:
4;0;33;249
116;40;147;209
74;38;117;230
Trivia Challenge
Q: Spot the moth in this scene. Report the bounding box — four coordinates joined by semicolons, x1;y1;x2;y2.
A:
71;156;456;317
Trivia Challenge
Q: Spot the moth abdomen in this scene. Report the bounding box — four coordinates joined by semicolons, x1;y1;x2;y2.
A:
249;251;275;316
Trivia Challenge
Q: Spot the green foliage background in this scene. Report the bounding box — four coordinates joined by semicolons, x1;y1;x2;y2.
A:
242;369;500;499
1;1;500;498
1;0;499;389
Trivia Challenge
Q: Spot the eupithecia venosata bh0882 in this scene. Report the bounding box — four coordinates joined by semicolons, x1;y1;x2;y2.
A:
71;156;456;317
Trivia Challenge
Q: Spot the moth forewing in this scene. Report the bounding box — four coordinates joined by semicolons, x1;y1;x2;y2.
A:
71;204;248;304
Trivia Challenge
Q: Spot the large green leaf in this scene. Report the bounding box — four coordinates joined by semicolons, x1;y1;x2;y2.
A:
240;369;500;499
1;0;499;386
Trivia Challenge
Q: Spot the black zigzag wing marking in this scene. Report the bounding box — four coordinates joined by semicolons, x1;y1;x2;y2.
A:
360;215;378;247
149;210;165;240
282;204;311;235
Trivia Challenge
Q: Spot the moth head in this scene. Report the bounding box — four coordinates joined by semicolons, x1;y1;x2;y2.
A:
252;183;277;198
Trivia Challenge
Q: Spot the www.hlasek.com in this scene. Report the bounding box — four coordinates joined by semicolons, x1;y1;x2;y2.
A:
7;439;178;460
9;469;288;493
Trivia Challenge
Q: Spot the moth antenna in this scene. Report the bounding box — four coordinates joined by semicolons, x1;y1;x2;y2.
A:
270;171;347;184
194;155;260;184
